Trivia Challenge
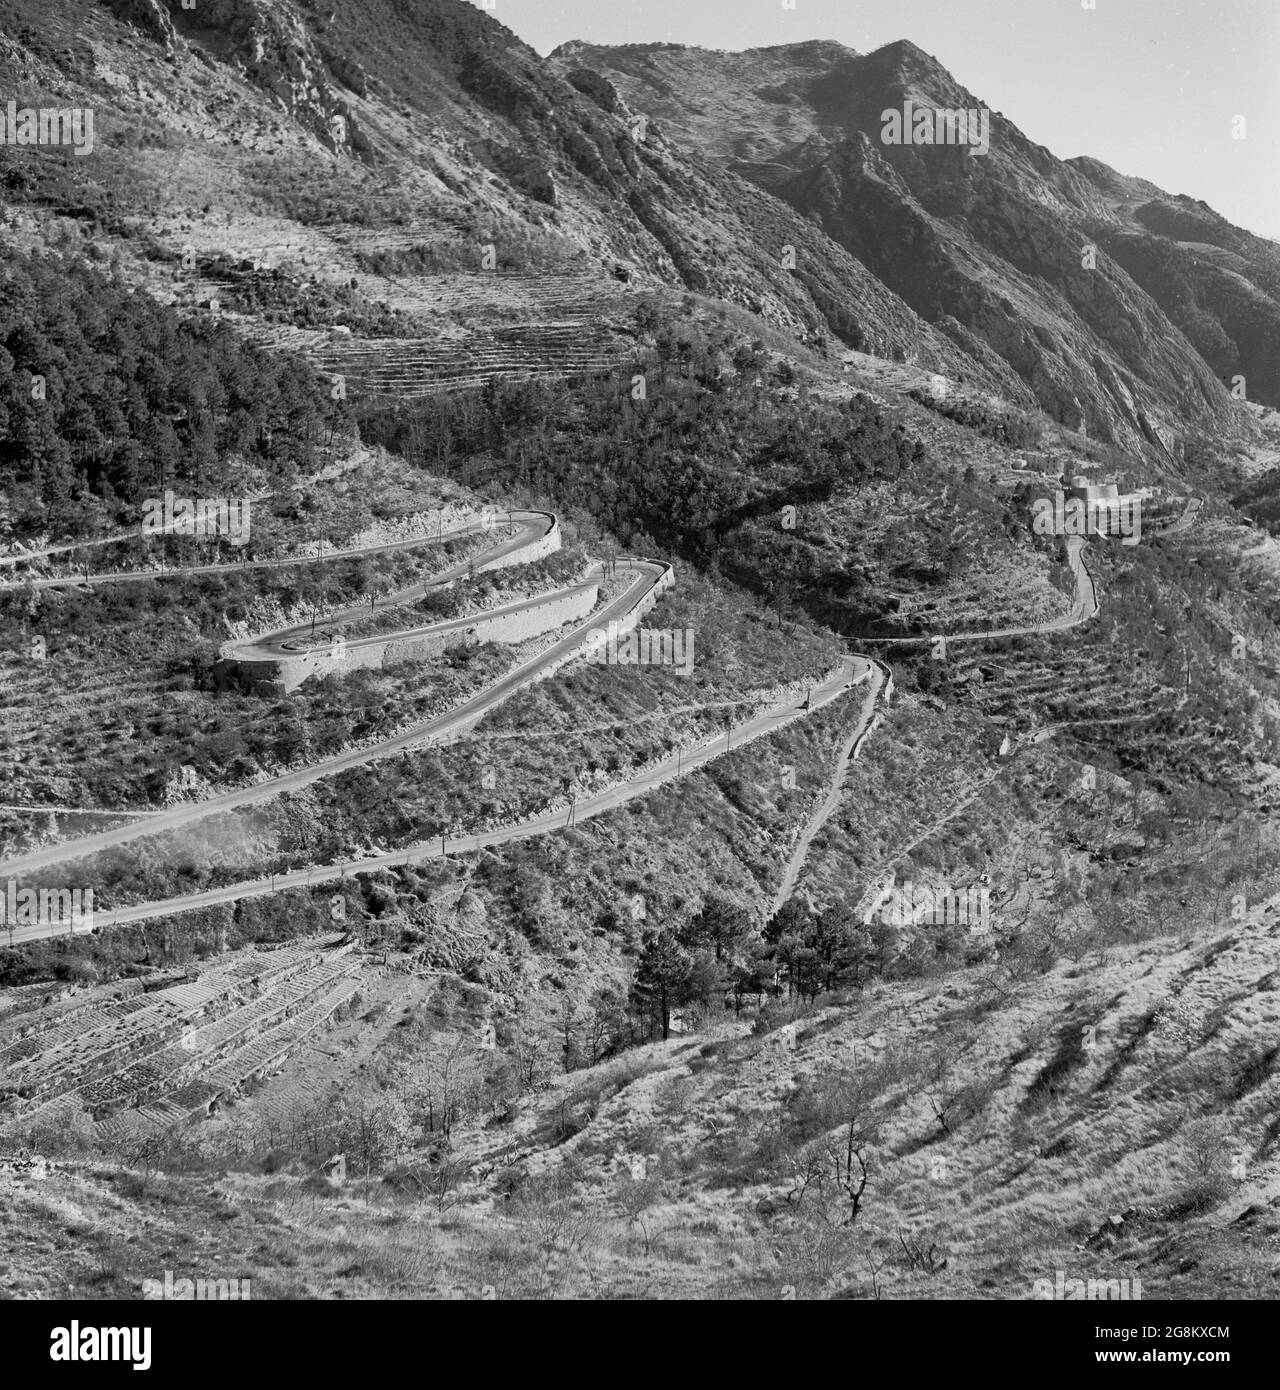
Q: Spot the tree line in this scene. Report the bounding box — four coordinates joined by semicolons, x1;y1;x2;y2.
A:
627;894;902;1042
359;314;924;580
0;247;350;540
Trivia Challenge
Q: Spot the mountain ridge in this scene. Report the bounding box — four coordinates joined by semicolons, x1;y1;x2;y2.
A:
554;36;1278;456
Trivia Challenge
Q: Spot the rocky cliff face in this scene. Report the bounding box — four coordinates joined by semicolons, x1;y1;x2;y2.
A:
101;0;372;156
1072;166;1280;412
103;0;179;51
556;38;1277;456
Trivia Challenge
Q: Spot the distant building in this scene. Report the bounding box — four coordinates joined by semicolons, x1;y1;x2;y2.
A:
1066;475;1121;504
1071;478;1142;537
1030;475;1143;544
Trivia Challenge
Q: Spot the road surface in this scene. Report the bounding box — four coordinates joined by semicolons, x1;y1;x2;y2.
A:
222;511;556;664
10;489;1197;937
4;657;874;938
866;536;1097;648
0;555;670;880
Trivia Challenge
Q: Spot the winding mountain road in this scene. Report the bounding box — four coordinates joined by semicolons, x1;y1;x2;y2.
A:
3;656;874;938
868;536;1097;649
0;550;670;882
769;526;1115;913
4;487;1195;942
0;510;518;593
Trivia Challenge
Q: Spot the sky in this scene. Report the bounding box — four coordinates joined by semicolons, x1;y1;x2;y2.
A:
488;0;1279;241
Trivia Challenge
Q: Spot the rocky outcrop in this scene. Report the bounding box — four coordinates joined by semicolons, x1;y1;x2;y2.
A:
415;888;490;975
483;140;558;206
168;0;373;159
565;67;622;115
321;45;369;97
101;0;179;51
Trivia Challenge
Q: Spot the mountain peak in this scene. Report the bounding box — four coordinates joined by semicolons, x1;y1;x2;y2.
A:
739;38;859;62
868;38;947;74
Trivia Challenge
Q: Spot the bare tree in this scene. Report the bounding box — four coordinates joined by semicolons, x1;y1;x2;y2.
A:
785;1063;896;1228
920;1027;987;1138
403;1035;484;1140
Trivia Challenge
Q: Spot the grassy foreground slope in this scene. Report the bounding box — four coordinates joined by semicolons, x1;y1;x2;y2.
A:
5;892;1280;1300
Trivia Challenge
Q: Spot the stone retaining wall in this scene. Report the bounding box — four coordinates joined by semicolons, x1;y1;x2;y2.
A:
243;578;597;696
223;517;563;696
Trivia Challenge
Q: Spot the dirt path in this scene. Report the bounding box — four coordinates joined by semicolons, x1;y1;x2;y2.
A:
768;661;887;917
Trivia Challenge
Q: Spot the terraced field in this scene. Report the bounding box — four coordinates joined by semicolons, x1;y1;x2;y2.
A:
0;671;161;791
311;319;634;398
342;267;634;323
183;261;644;398
0;935;363;1146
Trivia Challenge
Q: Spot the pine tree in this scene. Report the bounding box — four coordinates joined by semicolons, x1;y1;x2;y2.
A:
683;896;752;962
630;929;693;1041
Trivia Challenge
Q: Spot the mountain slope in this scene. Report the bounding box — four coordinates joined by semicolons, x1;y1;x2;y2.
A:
0;0;995;380
552;38;1276;461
